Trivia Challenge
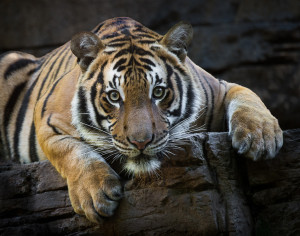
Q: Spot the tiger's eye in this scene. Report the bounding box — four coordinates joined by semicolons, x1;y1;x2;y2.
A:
108;90;121;102
153;87;165;99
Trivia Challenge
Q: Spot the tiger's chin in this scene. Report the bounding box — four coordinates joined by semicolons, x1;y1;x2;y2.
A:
124;154;161;174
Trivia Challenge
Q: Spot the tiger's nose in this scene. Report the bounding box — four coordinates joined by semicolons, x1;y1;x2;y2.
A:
128;138;152;150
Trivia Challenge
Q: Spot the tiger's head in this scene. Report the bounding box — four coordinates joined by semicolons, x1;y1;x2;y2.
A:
70;18;201;174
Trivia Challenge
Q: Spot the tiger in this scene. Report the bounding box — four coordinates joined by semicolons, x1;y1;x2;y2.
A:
0;17;283;223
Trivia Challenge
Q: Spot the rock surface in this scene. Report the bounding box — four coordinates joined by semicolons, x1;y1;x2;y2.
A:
0;130;299;236
0;0;299;129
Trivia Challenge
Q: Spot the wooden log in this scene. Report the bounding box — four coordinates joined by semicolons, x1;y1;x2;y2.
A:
0;130;299;235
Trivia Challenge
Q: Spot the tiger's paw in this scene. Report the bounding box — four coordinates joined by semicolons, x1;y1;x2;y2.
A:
67;163;123;223
229;109;283;161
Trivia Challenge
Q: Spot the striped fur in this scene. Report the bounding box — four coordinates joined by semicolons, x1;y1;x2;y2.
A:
0;17;282;222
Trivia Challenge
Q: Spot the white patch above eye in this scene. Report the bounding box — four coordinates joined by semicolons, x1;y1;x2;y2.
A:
103;46;117;54
147;67;167;99
105;67;126;104
151;42;163;50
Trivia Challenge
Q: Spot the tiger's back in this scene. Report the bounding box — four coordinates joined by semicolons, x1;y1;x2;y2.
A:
0;44;76;162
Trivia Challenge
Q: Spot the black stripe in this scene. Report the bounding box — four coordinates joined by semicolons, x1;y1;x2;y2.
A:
101;32;120;40
155;74;163;85
40;46;68;93
112;75;119;87
27;62;43;76
128;55;141;66
108;43;127;48
34;55;57;102
165;64;176;110
174;65;187;76
47;114;62;135
100;97;110;113
132;27;149;33
4;59;37;80
77;86;106;132
92;22;105;34
86;70;95;81
78;87;92;126
124;68;132;85
50;47;69;84
113;58;127;70
159;55;167;65
41;76;64;117
13;79;38;161
90;82;107;129
111;17;130;26
97;61;108;84
139;58;156;67
137;40;156;44
142;65;152;71
135;33;156;39
29;123;39;162
113;48;130;61
166;64;174;89
168;72;183;117
179;82;195;123
188;63;209;127
165;90;174;108
104;50;116;55
58;136;75;142
108;120;117;131
134;46;154;57
45;45;69;86
108;81;114;89
65;52;75;69
3;82;27;159
108;37;130;43
117;66;126;72
201;74;214;131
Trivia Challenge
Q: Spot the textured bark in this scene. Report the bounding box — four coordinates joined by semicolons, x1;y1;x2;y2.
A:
0;130;299;236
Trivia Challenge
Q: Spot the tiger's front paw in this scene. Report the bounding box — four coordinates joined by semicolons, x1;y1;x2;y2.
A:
67;162;123;223
229;109;283;161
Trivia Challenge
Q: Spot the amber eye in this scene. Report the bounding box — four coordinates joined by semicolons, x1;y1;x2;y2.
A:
108;90;121;102
153;86;166;99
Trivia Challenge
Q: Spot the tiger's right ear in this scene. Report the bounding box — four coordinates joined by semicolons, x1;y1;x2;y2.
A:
161;22;193;62
71;32;104;71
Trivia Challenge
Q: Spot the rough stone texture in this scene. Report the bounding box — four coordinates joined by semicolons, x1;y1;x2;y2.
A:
0;0;299;129
0;130;299;236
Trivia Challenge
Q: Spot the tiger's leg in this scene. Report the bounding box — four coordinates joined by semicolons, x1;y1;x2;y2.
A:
35;119;122;223
225;84;283;161
34;78;123;223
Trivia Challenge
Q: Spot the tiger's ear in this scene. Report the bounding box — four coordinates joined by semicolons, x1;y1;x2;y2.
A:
161;22;193;61
71;31;104;71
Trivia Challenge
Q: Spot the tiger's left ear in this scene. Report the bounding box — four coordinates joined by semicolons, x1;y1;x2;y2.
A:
161;22;193;61
71;31;104;71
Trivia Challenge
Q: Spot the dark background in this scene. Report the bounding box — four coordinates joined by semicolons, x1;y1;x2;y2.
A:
1;0;299;129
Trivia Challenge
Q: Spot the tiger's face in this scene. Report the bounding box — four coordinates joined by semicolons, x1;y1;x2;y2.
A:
71;19;199;174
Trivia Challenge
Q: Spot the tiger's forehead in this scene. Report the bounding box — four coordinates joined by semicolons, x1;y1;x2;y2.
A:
83;17;171;94
104;57;167;90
